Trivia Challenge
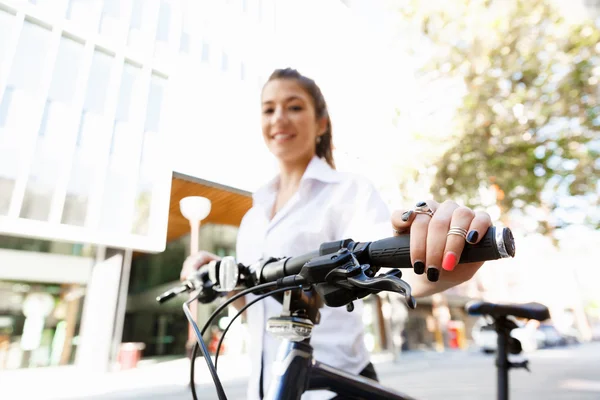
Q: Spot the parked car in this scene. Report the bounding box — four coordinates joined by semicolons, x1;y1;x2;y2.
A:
591;323;600;341
472;318;539;353
535;323;568;348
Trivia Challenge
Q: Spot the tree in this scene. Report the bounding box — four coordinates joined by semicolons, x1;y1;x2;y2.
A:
395;0;600;236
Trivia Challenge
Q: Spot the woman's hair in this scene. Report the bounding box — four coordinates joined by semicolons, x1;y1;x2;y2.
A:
265;68;335;169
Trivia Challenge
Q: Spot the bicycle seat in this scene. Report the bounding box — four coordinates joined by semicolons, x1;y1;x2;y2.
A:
466;301;550;321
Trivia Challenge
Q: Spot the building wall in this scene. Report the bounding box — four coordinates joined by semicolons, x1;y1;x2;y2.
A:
0;0;183;251
0;0;282;252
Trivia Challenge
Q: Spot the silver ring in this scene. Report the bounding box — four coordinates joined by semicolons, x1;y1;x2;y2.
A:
414;209;434;218
447;227;468;239
413;202;434;218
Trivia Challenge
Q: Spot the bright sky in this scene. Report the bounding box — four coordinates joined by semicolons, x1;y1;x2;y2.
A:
167;0;414;205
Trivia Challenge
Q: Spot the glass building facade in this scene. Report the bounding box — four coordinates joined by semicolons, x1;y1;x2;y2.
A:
0;0;277;251
0;0;178;251
0;0;276;369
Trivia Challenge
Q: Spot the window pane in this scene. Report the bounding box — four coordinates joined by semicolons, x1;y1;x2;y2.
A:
0;10;15;66
179;31;190;53
99;0;121;36
64;50;114;226
221;52;228;72
48;36;85;105
258;0;263;21
144;74;166;133
2;22;53;217
132;74;166;235
63;112;107;226
8;21;53;94
127;0;157;50
99;166;134;232
201;41;210;62
0;177;15;215
131;178;152;235
100;63;143;233
61;149;92;226
155;1;170;42
0;86;20;214
32;0;68;17
66;0;101;26
132;132;159;235
0;87;14;128
37;99;51;137
83;49;113;115
130;0;144;30
114;63;138;123
154;1;172;58
102;0;120;18
19;139;56;221
21;101;75;221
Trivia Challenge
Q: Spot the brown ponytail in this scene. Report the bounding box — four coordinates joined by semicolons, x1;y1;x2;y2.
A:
265;68;335;169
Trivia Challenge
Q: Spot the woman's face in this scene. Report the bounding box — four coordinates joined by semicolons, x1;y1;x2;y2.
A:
261;79;325;165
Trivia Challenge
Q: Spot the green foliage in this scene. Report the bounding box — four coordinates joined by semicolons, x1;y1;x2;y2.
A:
398;0;600;234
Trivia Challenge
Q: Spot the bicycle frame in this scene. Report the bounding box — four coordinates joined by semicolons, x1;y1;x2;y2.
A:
262;290;520;400
265;339;416;400
257;288;415;400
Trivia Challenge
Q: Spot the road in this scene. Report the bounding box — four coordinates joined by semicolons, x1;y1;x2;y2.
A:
4;342;600;399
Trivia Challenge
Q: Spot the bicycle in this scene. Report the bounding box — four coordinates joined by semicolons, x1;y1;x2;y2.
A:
157;226;549;400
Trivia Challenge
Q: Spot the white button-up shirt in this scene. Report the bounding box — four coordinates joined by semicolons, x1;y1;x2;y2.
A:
235;156;392;400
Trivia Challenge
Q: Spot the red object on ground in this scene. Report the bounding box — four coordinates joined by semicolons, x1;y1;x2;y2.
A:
117;342;146;370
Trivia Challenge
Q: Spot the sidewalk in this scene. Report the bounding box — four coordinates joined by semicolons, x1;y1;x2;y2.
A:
0;353;252;400
0;349;472;399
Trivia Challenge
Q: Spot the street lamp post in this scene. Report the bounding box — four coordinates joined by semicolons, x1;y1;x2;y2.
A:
179;196;211;357
179;196;212;255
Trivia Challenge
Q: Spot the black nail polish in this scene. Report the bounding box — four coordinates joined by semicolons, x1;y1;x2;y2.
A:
427;268;440;282
401;210;413;222
466;230;479;244
416;201;427;207
413;261;425;275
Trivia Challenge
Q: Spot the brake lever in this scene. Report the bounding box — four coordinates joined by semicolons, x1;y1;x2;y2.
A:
347;269;416;309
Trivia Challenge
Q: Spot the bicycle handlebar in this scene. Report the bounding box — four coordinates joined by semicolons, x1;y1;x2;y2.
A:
259;226;513;284
158;226;514;308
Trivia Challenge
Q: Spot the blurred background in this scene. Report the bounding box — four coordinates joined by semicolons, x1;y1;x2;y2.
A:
0;0;599;399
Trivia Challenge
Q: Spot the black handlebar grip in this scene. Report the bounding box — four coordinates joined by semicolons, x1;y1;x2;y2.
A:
367;226;515;268
156;285;188;303
156;290;178;304
261;250;321;283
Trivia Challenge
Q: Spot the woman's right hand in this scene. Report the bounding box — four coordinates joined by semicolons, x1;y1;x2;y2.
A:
180;251;221;282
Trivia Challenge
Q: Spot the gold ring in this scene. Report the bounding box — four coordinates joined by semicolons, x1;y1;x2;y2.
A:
447;227;468;239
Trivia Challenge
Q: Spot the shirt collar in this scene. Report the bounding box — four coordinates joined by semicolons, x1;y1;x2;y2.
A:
252;156;341;206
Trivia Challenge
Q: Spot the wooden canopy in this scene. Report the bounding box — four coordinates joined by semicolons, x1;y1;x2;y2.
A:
166;172;253;243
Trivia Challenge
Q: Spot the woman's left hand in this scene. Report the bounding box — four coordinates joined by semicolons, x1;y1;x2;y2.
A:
391;200;492;285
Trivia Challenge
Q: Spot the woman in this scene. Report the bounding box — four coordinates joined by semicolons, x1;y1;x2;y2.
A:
181;68;491;399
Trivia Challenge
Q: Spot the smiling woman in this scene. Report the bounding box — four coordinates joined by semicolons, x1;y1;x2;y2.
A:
261;68;334;171
179;67;495;400
181;68;391;400
259;69;337;221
